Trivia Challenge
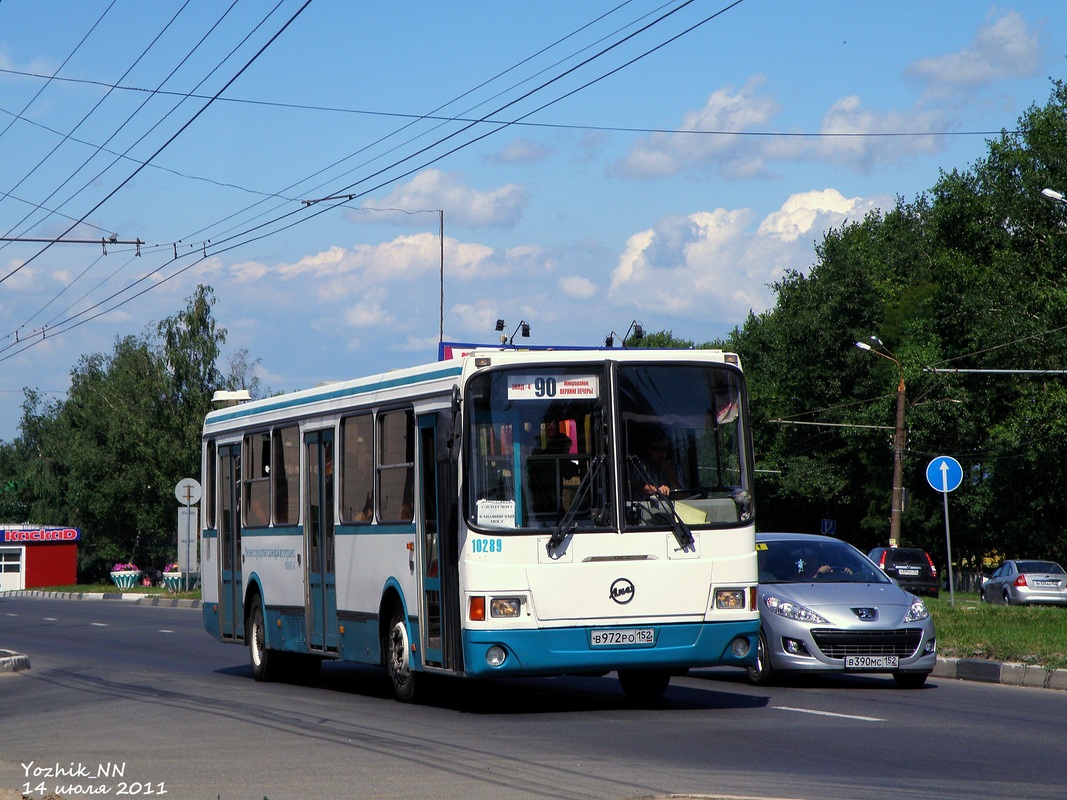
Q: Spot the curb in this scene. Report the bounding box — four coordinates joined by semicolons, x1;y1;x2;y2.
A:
933;655;1067;691
2;589;201;608
0;648;30;673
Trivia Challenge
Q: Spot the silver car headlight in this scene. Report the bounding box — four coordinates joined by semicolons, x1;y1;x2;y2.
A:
903;598;930;623
764;594;827;624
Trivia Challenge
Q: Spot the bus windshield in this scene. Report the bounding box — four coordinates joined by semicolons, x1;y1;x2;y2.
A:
467;366;611;531
619;363;751;530
466;360;751;532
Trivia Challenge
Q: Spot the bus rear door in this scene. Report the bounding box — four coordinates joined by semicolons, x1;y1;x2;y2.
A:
218;443;243;641
305;428;339;653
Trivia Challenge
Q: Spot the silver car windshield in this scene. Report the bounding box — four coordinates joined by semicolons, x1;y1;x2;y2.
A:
758;539;888;584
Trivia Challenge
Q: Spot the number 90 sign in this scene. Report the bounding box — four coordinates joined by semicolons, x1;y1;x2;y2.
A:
508;374;599;400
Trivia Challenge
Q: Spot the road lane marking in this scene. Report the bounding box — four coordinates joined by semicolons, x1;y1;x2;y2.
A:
774;705;885;722
159;629;174;634
90;622;108;627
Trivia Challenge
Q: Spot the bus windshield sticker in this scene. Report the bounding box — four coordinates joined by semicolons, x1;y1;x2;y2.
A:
507;374;599;401
476;498;516;528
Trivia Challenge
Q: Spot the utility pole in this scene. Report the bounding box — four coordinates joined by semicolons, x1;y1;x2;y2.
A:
857;338;906;547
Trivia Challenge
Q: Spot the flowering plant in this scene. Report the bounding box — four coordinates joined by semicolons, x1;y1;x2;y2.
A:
112;562;139;572
164;563;179;573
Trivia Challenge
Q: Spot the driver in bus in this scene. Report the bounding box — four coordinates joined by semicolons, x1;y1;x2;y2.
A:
634;433;684;497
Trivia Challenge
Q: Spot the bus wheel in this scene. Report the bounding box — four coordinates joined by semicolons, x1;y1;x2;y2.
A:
617;669;670;703
248;596;280;682
384;609;420;703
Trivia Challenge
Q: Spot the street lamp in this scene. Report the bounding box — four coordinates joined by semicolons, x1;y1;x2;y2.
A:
1040;187;1066;205
856;338;906;547
495;319;530;345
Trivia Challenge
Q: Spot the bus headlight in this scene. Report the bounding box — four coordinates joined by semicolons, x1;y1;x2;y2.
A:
485;646;507;667
490;597;522;618
715;589;746;610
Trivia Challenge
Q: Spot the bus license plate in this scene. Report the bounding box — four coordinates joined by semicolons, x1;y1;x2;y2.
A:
590;628;654;647
845;655;898;670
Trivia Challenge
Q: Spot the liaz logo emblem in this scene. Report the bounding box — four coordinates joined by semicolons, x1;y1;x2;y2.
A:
609;578;635;604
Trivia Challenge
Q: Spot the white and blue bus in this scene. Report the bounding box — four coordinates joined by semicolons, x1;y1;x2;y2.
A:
201;345;758;702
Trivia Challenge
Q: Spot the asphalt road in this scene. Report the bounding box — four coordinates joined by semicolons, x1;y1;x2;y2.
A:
2;595;1065;800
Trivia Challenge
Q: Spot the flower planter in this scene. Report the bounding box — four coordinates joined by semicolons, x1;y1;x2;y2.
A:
109;570;141;590
162;571;199;593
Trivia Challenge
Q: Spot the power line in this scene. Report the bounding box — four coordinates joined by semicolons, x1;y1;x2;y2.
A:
1;0;747;361
0;0;313;288
0;67;1012;141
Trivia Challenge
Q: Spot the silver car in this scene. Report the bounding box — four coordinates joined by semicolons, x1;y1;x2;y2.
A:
980;559;1067;606
747;533;937;688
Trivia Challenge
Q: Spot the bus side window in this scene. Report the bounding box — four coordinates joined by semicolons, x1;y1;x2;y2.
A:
243;431;271;527
378;409;414;522
341;414;374;522
272;426;300;524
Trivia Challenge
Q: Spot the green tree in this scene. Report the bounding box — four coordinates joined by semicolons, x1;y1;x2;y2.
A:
13;286;231;581
727;78;1067;571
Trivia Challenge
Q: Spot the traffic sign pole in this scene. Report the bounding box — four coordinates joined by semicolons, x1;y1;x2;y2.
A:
926;457;962;607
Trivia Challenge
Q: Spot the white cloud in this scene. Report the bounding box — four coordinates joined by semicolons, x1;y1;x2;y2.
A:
615;73;953;178
906;11;1041;91
348;169;527;228
489;138;551;164
758;188;880;241
614;75;780;179
1;260;35;291
559;275;597;300
344;298;394;328
608;190;883;321
810;96;947;170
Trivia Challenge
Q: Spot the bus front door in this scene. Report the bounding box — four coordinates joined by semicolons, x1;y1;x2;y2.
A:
305;429;339;653
218;443;243;641
418;413;461;671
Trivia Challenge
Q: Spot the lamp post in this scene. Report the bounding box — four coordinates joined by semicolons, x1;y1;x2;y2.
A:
1040;187;1066;205
856;338;906;547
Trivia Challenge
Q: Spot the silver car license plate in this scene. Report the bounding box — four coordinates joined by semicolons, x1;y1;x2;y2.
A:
845;655;898;669
590;628;654;647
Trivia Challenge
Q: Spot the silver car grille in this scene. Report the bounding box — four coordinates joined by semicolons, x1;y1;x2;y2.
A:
810;628;923;659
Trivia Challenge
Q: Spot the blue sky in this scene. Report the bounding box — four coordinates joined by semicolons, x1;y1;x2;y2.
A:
0;1;1063;441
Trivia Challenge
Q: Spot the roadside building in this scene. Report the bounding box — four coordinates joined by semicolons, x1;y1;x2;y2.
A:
0;526;79;590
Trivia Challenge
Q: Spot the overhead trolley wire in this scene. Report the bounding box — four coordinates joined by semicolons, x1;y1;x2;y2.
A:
2;0;742;360
0;0;316;356
0;0;195;246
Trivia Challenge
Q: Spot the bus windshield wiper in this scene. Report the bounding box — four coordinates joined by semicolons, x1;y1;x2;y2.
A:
546;455;604;555
627;455;694;550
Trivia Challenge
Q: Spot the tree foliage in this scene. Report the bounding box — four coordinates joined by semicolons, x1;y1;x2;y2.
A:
7;286;230;581
724;80;1067;569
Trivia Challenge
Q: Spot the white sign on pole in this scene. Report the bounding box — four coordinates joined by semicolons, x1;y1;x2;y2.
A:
177;507;199;574
175;477;202;506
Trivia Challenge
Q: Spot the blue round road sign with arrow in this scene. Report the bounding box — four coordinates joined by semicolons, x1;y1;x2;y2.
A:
926;455;963;493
